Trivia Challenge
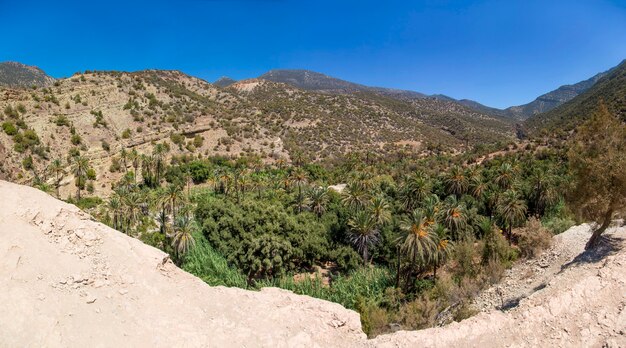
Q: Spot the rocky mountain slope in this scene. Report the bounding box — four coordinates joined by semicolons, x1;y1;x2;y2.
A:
507;68;613;120
525;59;626;132
0;61;55;88
257;65;619;121
213;76;237;88
1;179;624;347
0;67;513;196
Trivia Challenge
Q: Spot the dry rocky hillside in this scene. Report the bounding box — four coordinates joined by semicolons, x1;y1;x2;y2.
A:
2;180;625;347
0;64;514;197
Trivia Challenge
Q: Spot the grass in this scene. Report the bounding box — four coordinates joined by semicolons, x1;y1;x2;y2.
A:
255;266;394;310
182;235;248;288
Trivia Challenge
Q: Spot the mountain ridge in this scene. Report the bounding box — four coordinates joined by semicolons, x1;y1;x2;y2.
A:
0;61;55;88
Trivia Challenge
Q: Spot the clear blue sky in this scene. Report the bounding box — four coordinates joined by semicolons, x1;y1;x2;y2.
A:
1;0;625;108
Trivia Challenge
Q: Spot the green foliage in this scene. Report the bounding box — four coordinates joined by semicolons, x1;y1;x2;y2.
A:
196;195;337;277
2;121;17;136
182;236;248;287
71;133;82;145
121;128;132;139
22;155;34;170
68;196;103;210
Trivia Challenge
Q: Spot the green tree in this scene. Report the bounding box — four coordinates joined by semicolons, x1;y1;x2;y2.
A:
48;159;65;198
568;103;626;249
347;210;380;264
171;216;197;261
370;195;391;227
399;210;436;268
342;181;370;212
444;165;468;197
308;186;329;218
496;190;527;245
71;155;90;200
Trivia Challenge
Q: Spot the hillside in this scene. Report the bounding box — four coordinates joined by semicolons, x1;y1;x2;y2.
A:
257;66;618;121
0;62;55;88
525;59;626;132
1;179;625;347
0;66;514;197
213;76;237;88
506;68;612;120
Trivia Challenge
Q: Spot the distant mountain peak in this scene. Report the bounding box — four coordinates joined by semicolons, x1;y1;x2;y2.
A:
0;61;55;88
214;76;237;88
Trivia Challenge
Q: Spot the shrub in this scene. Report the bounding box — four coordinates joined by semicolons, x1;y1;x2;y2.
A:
121;129;132;139
515;218;552;258
71;134;82;145
2;121;17;136
22;155;33;170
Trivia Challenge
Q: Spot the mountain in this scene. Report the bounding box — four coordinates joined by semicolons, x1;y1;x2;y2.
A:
0;61;55;88
525;59;626;132
213;76;237;88
0;66;514;196
259;69;371;93
505;68;613;120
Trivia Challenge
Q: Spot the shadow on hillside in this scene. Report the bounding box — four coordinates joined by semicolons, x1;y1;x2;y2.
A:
560;235;624;272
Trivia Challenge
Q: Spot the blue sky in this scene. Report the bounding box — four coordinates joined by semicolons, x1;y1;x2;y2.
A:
1;0;625;108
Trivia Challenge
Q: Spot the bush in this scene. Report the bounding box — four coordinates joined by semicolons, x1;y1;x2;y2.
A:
121;129;132;139
22;155;33;170
71;134;82;145
2;121;17;136
515;218;552;258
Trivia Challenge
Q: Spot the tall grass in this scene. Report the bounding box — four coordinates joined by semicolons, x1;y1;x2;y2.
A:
256;267;394;310
182;235;248;288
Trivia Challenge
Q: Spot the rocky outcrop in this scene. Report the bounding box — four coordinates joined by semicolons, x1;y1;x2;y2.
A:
1;180;624;347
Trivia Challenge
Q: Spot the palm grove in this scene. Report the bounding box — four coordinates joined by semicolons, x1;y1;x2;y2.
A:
31;103;625;337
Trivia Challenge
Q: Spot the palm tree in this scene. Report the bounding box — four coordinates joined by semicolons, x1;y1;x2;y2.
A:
129;149;139;184
250;174;265;199
528;168;558;217
496;190;527;244
422;194;440;226
48;158;65;198
347;210;380;264
469;175;488;201
289;167;308;212
495;163;516;190
442;196;468;240
122;191;142;234
153;143;166;184
171;216;196;260
141;154;154;186
120;148;129;174
399;209;436;268
165;183;185;222
370;195;391;227
108;195;121;230
341;181;370;212
400;172;431;212
308;186;329;218
444;165;468;197
71;155;90;200
431;224;454;279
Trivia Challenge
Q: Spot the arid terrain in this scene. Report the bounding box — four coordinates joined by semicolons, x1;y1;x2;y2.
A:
2;180;624;347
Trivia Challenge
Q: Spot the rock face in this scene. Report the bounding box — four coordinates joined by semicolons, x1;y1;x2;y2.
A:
0;61;55;88
1;179;625;347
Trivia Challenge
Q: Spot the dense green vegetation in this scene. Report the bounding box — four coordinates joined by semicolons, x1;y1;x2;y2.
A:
80;135;577;336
